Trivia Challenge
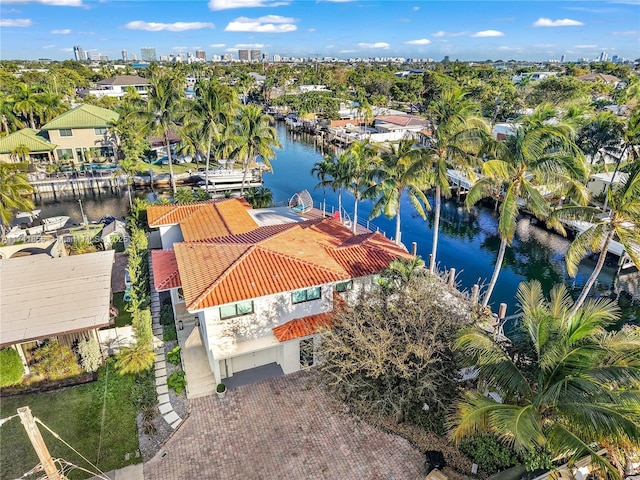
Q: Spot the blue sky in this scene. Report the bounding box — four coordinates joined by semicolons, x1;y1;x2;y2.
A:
1;0;638;62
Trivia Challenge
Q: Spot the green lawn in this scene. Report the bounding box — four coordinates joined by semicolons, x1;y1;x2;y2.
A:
0;360;140;479
136;159;201;175
112;292;133;327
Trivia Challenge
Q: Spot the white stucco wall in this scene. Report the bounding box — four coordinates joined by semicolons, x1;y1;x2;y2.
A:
159;225;184;249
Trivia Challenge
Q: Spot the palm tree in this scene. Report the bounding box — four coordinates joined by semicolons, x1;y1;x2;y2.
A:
184;79;239;194
423;88;488;272
344;139;377;233
577;112;625;170
143;72;186;195
466;122;589;307
244;186;273;209
451;280;640;478
0;163;35;243
311;155;335;216
117;157;138;210
231;104;281;196
11;83;41;129
11;144;31;165
114;343;155;375
548;166;640;314
369;138;431;245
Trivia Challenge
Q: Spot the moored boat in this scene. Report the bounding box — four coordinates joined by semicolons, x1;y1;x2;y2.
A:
7;210;70;239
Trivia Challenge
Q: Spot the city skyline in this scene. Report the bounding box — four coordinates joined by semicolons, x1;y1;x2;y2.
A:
0;0;638;62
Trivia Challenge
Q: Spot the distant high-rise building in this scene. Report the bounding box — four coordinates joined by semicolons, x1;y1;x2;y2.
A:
561;54;566;63
238;49;249;61
273;54;281;62
223;53;234;62
122;49;128;62
73;45;86;61
599;51;608;62
250;49;261;61
131;53;138;61
196;50;206;61
141;47;157;62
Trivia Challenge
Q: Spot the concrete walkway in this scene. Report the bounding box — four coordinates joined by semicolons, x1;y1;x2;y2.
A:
148;256;183;430
174;305;217;399
89;463;144;480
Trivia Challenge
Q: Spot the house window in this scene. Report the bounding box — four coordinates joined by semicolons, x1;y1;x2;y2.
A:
59;129;72;137
300;338;314;368
335;280;353;293
291;286;321;304
219;300;254;319
94;127;107;135
56;148;73;161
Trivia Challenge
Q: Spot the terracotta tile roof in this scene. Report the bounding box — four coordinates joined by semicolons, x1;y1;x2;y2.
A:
375;115;427;127
273;312;334;342
147;198;257;241
151;250;182;291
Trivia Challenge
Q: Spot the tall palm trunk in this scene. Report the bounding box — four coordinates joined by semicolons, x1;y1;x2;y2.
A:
483;237;507;307
205;138;212;195
430;185;442;273
165;133;176;196
571;231;615;315
353;195;359;233
395;198;402;245
240;156;252;196
338;189;343;221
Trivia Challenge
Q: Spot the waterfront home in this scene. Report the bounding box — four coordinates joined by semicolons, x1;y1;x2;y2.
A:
148;198;411;384
40;104;119;164
78;75;150;99
0;128;56;164
0;250;115;376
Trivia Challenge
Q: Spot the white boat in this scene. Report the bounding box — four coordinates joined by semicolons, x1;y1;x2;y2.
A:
7;210;70;239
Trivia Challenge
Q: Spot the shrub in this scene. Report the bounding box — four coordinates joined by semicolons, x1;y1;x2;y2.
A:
31;341;82;380
216;383;226;393
132;368;157;410
115;343;155;375
159;304;174;326
163;323;177;342
459;435;520;474
132;309;153;347
0;348;24;387
167;371;186;394
76;338;102;373
140;405;158;435
167;346;181;365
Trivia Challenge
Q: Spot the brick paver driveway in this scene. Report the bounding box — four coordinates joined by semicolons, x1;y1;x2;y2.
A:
145;371;425;479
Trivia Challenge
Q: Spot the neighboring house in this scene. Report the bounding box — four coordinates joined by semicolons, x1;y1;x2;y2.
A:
587;171;629;197
0;128;56;164
148;199;411;384
40;104;119;164
577;73;622;88
101;219;129;250
78;75;149;99
0;250;115;374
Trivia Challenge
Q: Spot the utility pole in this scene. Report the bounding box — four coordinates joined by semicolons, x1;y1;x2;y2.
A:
17;407;62;480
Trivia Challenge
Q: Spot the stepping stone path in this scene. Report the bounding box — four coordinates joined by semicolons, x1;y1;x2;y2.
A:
149;256;183;430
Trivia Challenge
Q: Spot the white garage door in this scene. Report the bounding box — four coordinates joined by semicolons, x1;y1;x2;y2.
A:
231;348;278;373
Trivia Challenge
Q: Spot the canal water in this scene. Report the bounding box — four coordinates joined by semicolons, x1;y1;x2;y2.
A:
34;123;639;327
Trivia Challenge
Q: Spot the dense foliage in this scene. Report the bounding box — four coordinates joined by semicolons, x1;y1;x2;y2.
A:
30;340;82;380
319;261;481;433
0;348;24;387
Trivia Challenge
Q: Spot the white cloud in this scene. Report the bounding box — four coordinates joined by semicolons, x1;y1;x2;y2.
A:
612;30;639;35
432;30;466;37
209;43;226;48
3;0;83;5
308;28;316;32
574;44;597;48
60;47;73;52
0;18;32;27
405;38;431;45
472;30;505;37
358;42;390;49
533;17;584;27
124;21;214;32
233;43;266;48
497;46;521;51
208;0;289;10
339;49;357;53
412;6;420;11
225;15;296;33
43;44;56;48
172;46;189;52
51;28;71;34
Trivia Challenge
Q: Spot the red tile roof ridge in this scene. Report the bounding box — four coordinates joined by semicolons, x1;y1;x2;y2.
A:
151;249;182;291
147;200;215;227
188;243;256;310
201;221;299;245
272;311;334;342
187;244;348;310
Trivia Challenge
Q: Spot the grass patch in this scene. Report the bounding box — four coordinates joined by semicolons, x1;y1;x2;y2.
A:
0;359;140;480
112;292;133;327
139;160;200;175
